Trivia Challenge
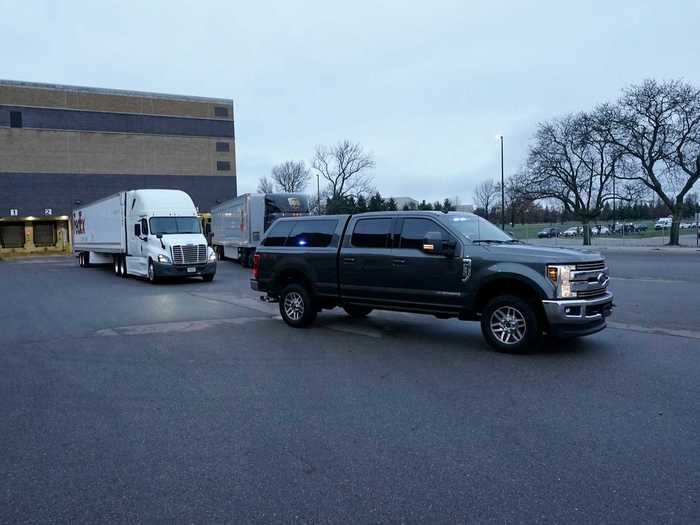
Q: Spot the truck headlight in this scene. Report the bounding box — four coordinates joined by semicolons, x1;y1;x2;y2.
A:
546;264;575;298
208;248;217;262
157;254;172;264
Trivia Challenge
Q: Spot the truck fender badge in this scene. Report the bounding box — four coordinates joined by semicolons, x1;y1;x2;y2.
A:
462;257;472;282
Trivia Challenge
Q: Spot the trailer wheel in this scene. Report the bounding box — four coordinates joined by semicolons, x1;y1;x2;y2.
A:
120;256;128;278
82;252;90;268
240;250;249;268
114;256;120;275
78;253;83;267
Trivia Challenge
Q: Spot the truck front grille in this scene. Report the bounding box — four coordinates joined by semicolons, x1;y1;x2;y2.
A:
576;288;608;299
172;244;207;265
575;260;606;271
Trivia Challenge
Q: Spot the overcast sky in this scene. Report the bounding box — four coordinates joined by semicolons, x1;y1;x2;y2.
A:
2;0;699;203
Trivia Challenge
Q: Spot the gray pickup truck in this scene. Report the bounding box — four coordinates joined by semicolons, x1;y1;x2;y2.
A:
251;211;613;353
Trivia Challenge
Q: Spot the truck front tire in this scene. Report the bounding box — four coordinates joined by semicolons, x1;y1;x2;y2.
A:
279;284;317;328
480;295;542;353
148;260;158;284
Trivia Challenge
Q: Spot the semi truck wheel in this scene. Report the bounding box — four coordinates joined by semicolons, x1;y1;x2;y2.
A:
202;274;214;282
120;256;127;278
343;305;373;318
147;260;158;284
114;256;120;275
480;295;542;353
279;283;317;328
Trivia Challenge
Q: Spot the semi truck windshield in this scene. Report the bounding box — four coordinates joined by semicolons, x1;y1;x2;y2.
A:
149;217;202;235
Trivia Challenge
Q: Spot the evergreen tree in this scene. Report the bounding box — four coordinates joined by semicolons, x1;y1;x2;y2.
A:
368;192;384;211
433;201;443;212
386;198;398;211
356;195;368;213
443;198;454;211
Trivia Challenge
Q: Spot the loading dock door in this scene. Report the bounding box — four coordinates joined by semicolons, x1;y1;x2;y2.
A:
33;222;57;247
0;223;25;248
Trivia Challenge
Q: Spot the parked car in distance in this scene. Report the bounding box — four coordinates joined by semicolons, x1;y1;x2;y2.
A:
655;217;672;230
561;226;581;237
592;225;610;236
537;227;560;238
251;212;614;353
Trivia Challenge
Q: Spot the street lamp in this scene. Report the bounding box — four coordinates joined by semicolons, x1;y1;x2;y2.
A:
497;135;505;230
316;173;321;215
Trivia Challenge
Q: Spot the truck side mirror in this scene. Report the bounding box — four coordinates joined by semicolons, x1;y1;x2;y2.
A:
422;232;444;255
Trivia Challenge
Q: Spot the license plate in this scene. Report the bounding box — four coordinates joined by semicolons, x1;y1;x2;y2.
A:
187;267;196;273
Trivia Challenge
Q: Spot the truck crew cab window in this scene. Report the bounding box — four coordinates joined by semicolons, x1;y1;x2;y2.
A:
262;220;294;246
351;218;392;248
286;220;337;248
399;218;450;250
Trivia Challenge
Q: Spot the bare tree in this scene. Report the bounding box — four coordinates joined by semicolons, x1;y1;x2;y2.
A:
312;140;375;200
257;176;275;194
599;79;700;245
473;179;498;218
271;160;311;193
522;112;620;245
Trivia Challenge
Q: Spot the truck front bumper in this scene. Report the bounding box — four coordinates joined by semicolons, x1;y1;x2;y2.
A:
154;261;217;278
542;292;614;338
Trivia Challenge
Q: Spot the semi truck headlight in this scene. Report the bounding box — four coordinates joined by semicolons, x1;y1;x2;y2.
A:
208;248;217;262
157;254;172;264
546;264;575;298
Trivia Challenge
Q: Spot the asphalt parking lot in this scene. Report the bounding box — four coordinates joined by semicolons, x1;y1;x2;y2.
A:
1;251;699;523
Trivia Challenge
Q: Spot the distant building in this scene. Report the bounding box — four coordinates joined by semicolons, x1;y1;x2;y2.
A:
0;80;236;255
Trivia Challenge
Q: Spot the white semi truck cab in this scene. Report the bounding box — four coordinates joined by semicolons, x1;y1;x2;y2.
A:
73;189;217;283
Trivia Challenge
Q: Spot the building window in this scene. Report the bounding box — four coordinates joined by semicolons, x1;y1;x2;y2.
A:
214;106;229;117
10;111;22;128
217;161;231;171
216;141;230;152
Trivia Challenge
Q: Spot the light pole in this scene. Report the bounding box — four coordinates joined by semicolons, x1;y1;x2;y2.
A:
499;135;505;230
316;173;321;215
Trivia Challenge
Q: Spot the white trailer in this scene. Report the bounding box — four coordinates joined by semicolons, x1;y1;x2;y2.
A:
211;193;310;267
72;189;217;283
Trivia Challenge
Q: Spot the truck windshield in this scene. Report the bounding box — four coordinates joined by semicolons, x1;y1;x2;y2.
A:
439;213;513;243
149;217;202;235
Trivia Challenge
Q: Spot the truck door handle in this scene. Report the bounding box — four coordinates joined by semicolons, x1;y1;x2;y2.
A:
343;257;356;263
392;258;406;265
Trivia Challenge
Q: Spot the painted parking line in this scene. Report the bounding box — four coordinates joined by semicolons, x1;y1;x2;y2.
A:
95;315;274;336
607;322;700;341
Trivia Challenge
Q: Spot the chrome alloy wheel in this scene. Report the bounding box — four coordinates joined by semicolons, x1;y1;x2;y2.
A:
283;291;305;321
148;262;155;282
490;306;527;345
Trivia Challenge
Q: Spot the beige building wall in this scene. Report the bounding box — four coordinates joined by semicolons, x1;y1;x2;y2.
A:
0;82;233;120
0;129;235;176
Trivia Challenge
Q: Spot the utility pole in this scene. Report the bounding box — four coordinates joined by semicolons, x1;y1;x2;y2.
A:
499;135;505;230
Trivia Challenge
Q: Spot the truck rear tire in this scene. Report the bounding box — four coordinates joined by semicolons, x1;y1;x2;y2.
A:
120;256;127;278
343;305;373;318
279;284;317;328
114;256;120;275
480;295;542;353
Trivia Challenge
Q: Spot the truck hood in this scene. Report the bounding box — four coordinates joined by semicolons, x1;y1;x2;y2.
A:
483;243;603;263
161;234;208;247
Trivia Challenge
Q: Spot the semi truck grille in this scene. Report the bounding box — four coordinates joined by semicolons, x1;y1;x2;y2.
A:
575;260;606;271
172;244;207;265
